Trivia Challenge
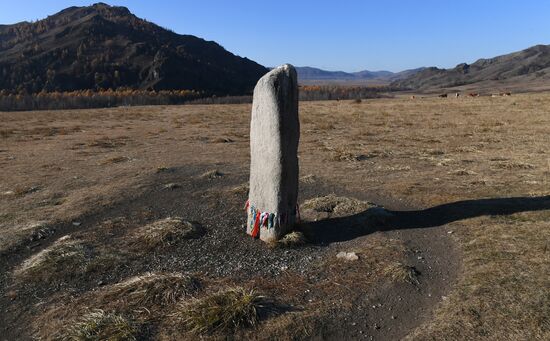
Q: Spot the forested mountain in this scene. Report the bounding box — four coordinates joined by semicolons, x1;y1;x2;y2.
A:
0;3;268;95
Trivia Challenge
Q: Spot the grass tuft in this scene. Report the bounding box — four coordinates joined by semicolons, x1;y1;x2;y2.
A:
97;273;202;315
14;235;124;284
382;262;420;285
276;231;307;248
130;218;204;251
201;169;224;179
60;310;138;341
101;156;130;164
14;235;86;281
156;166;176;173
174;287;272;334
301;194;373;217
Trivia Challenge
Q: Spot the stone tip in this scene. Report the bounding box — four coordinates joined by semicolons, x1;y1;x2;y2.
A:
265;64;296;80
273;64;295;73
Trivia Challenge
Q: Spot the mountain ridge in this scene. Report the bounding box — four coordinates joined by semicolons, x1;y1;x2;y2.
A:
296;66;426;85
0;3;268;94
391;44;550;90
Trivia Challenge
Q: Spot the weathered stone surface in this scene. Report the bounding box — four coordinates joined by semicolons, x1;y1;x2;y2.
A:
247;64;299;242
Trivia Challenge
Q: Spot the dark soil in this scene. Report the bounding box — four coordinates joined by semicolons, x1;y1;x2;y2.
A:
0;163;461;340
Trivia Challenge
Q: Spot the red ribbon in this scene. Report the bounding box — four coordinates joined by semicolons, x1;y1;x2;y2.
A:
251;211;261;238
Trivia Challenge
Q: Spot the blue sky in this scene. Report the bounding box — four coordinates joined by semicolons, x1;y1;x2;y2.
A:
1;1;549;72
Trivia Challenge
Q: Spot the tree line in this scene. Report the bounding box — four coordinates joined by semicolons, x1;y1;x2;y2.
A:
0;85;395;111
0;89;201;111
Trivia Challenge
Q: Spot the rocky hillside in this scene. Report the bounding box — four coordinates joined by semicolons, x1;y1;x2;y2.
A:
0;3;268;94
392;44;550;90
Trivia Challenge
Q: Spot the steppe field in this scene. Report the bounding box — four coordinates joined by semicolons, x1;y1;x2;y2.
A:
1;93;549;340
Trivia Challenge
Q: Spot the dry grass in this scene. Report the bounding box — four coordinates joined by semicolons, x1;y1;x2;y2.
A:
330;148;367;162
274;231;307;248
301;194;374;217
250;310;330;341
172;287;273;335
381;262;420;285
211;137;234;143
13;235;124;284
155;166;173;173
201;169;224;179
100;156;130;164
57;310;138;341
129;218;204;251
299;174;318;184
34;272;203;340
88;136;128;148
2;94;550;339
0;128;15;138
406;214;550;340
228;182;249;195
94;273;202;317
12;185;40;197
14;235;86;280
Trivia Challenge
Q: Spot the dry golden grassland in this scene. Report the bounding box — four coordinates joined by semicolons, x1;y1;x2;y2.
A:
1;93;549;339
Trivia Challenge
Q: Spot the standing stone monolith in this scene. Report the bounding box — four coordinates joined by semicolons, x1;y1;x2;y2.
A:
246;64;299;242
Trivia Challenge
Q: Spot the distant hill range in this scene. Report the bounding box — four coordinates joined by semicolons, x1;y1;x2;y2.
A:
391;44;550;92
0;3;268;94
296;66;425;86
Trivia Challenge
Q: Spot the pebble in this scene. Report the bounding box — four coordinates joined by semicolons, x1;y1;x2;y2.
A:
72;221;81;226
336;251;359;261
163;183;181;189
